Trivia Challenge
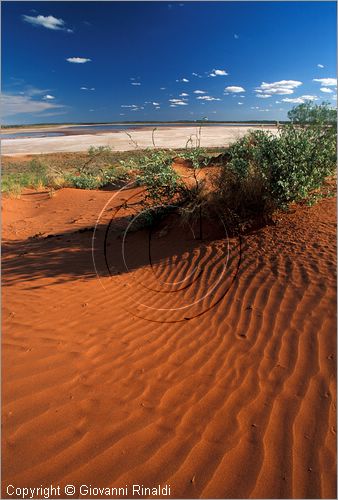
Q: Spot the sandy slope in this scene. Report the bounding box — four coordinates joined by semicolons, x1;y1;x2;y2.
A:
2;187;336;498
2;126;277;156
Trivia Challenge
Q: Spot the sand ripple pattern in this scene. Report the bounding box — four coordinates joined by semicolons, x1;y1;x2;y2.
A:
2;192;336;498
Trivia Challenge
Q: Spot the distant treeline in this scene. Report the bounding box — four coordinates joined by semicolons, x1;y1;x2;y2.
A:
2;120;289;129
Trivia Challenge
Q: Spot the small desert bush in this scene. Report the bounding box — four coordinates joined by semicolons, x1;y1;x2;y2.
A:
1;159;50;195
2;147;132;194
177;147;209;169
214;103;336;222
64;165;130;190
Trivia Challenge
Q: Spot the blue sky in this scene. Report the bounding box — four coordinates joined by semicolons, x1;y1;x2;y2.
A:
2;1;337;124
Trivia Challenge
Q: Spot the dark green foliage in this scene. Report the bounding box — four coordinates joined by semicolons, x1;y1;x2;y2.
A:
215;104;336;220
287;101;337;125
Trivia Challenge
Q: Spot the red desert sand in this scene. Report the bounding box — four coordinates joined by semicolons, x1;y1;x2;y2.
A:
2;181;336;498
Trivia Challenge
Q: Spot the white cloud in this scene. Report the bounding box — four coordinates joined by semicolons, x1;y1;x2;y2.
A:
234;34;239;39
210;69;228;77
131;82;141;86
152;102;159;106
169;98;188;105
282;95;318;104
80;86;88;90
193;90;206;94
282;97;305;104
182;78;189;82
1;93;63;117
196;96;221;101
238;102;243;105
313;78;337;86
256;94;272;99
225;86;245;93
43;94;55;100
301;95;318;100
180;93;189;97
160;87;166;90
22;14;72;32
121;104;138;108
320;87;333;93
255;80;302;96
66;57;91;64
317;64;324;68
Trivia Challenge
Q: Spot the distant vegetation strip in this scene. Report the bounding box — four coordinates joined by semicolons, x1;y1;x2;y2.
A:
2;120;288;129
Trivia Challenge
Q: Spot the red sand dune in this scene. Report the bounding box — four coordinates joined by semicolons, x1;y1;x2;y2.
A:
2;187;336;498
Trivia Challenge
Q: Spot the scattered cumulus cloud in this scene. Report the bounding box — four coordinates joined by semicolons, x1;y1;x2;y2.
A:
317;64;324;68
43;94;55;100
182;78;189;82
313;78;337;86
131;82;141;86
66;57;91;64
169;98;188;106
238;102;243;105
196;96;221;101
225;86;245;93
320;87;333;93
152;102;159;106
282;95;318;104
179;93;189;97
193;90;206;94
22;14;73;32
256;94;271;99
282;97;305;104
209;69;228;77
255;80;302;96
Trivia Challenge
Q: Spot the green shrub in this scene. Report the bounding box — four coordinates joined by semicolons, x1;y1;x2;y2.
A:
288;101;336;125
129;150;182;203
65;173;103;190
1;159;50;194
178;147;208;169
216;106;336;219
